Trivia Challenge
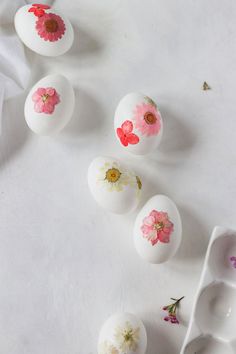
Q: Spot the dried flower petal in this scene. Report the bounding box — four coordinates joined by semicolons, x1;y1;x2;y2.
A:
202;81;211;91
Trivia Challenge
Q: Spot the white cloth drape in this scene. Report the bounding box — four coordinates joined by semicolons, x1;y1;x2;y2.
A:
0;0;30;133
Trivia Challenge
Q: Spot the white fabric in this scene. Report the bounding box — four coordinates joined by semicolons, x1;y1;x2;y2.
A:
0;0;30;133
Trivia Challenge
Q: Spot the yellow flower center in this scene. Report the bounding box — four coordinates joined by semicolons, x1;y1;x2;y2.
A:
42;94;49;102
144;111;157;125
123;329;133;342
154;222;164;231
105;168;121;183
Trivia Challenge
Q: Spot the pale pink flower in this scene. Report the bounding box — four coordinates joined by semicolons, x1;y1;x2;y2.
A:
133;102;161;136
35;13;66;42
141;210;174;246
32;87;60;114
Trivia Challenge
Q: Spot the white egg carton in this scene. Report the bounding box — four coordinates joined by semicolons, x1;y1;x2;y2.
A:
180;226;236;354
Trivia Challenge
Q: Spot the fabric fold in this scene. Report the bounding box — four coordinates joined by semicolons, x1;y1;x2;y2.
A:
0;0;30;134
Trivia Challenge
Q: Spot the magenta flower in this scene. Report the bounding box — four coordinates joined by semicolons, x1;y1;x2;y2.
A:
230;256;236;268
141;210;174;246
35;13;66;42
32;87;60;114
133;102;161;137
163;296;184;325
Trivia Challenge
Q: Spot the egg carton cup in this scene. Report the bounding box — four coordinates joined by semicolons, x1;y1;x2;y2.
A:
180;226;236;354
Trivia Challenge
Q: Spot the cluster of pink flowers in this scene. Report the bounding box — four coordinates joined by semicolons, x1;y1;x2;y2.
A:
32;87;60;114
141;210;174;246
162;296;184;324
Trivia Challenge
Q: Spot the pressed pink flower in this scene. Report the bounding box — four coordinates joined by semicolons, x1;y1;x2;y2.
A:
32;87;60;114
116;120;139;147
35;13;66;42
141;210;174;246
133;102;161;137
162;296;184;325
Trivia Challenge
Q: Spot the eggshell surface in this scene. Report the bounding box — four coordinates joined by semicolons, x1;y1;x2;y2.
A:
14;4;74;56
134;195;182;263
88;156;142;214
24;74;75;135
98;313;147;354
114;93;163;155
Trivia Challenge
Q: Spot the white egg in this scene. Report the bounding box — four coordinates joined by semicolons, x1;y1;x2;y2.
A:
14;4;74;56
88;156;142;214
114;93;163;155
134;195;182;263
24;74;75;135
98;313;147;354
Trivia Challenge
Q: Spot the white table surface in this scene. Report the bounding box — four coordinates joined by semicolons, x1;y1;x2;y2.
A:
1;0;236;353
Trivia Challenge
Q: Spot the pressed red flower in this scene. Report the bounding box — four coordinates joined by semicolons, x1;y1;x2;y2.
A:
116;120;139;147
162;296;184;325
28;4;50;17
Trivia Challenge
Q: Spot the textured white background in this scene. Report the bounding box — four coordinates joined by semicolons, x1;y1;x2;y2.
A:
1;0;236;353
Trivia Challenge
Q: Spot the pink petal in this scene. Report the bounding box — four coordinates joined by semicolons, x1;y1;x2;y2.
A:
148;230;158;245
158;212;168;222
143;215;155;226
141;224;153;235
116;127;124;139
150;210;159;221
127;133;139;145
32;92;41;102
46;87;55;96
49;94;59;105
121;120;133;134
158;231;170;243
120;136;128;146
43;103;54;114
36;88;46;96
34;101;44;113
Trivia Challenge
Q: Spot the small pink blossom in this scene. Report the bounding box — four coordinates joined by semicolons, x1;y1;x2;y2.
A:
162;296;184;325
133;102;161;137
141;210;174;246
32;87;60;114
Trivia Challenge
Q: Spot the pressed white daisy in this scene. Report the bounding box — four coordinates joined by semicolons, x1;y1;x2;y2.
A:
114;321;140;352
97;161;131;192
98;341;119;354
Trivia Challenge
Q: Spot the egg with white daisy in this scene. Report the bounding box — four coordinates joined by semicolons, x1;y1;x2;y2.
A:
88;156;142;214
98;313;147;354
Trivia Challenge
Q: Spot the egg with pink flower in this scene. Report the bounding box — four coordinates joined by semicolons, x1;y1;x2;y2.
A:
114;93;163;155
24;74;75;135
14;4;74;56
134;195;182;263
